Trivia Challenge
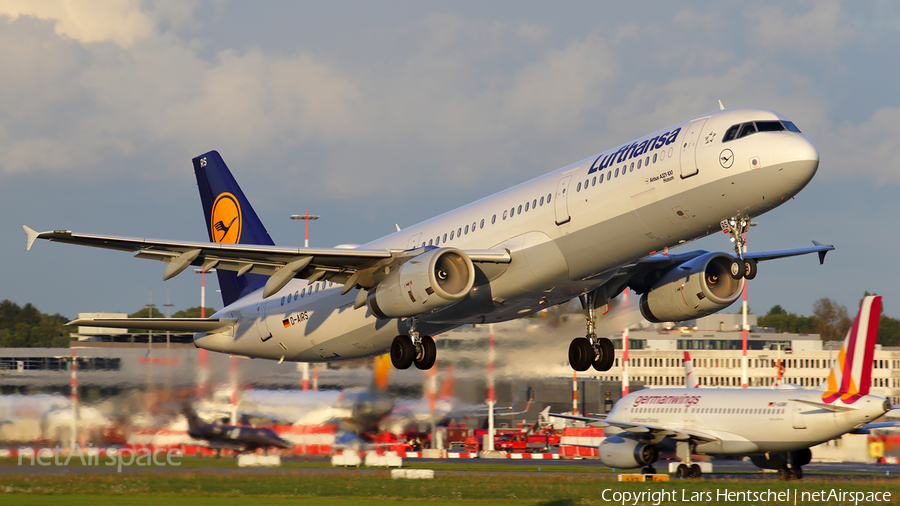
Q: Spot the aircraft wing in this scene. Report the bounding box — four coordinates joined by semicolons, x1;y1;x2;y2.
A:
550;413;719;443
24;226;511;298
67;317;235;333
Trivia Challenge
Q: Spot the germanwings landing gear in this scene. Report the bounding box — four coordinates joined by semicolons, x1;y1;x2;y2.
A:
721;215;757;280
675;441;702;479
390;319;436;370
569;292;615;372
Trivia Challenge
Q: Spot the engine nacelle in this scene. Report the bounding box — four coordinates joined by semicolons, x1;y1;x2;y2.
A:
597;436;659;469
749;449;811;470
639;252;744;323
367;247;475;319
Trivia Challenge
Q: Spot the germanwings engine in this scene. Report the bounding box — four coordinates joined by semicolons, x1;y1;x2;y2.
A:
639;252;744;323
597;436;659;468
367;247;475;319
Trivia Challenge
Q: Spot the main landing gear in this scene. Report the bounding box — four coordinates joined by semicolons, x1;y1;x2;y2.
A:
390;319;436;370
721;214;757;280
675;441;702;479
569;291;615;372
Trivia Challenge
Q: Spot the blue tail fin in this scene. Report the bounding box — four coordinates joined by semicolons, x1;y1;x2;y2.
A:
193;150;273;306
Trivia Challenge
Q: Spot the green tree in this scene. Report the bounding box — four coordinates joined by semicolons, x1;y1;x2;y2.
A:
172;306;217;318
811;298;851;342
0;300;69;348
758;305;816;334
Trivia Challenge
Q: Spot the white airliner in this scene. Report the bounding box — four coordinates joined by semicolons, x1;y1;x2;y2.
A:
553;296;894;480
25;106;832;371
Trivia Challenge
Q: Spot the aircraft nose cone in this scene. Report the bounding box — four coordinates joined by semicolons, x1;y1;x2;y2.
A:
774;135;819;192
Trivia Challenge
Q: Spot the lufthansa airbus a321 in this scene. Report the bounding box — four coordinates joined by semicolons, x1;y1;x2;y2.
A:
25;106;832;371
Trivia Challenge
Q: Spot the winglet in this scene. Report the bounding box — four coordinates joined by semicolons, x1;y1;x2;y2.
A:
812;240;832;264
23;226;40;251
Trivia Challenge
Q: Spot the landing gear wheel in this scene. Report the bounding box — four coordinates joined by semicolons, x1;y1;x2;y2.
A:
676;464;689;478
592;338;615;371
776;466;790;481
390;335;415;369
743;258;758;280
690;464;702;478
641;466;656;475
729;259;744;280
569;337;593;372
790;466;803;480
414;335;436;370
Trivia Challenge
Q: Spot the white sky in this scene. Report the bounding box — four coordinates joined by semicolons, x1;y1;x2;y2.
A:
3;1;899;320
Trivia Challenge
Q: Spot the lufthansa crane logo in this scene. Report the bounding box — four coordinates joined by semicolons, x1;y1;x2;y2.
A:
210;193;242;243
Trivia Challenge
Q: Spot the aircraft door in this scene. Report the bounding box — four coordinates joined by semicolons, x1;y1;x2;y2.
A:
679;119;708;179
791;398;807;429
255;300;271;342
554;175;573;225
407;233;423;249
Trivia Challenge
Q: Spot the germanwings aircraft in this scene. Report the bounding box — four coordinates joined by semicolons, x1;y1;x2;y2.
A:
553;296;894;480
25;106;832;371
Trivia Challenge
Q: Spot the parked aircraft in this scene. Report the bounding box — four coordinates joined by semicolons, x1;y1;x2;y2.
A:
26;107;831;371
182;404;292;454
553;296;895;480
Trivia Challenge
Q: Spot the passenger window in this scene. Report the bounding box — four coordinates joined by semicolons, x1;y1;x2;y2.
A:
450;231;454;240
630;162;634;172
737;122;756;139
428;239;433;246
615;168;619;177
435;236;440;246
457;227;462;237
645;156;649;166
464;225;469;234
660;150;666;160
510;207;515;217
598;174;603;184
302;288;306;297
637;159;642;169
502;211;507;220
577;182;582;192
532;199;537;208
481;219;485;228
443;233;447;242
472;221;476;231
492;214;496;224
652;153;657;163
539;196;544;206
584;179;589;188
294;291;299;301
517;205;522;214
315;284;319;292
524;202;529;212
281;296;285;306
547;193;552;203
606;171;611;180
591;176;596;186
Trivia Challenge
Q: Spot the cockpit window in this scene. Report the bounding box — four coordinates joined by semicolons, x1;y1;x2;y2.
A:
737;122;757;139
782;121;801;133
723;120;799;143
755;121;785;132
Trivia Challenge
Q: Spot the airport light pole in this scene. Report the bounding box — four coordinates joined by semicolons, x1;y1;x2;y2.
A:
290;212;320;248
164;288;174;349
291;212;319;390
146;288;156;349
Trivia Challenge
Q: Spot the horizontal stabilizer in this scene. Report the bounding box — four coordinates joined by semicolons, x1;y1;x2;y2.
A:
67;318;236;333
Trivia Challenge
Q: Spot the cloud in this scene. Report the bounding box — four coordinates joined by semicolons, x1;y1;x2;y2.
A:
0;0;155;48
745;1;854;55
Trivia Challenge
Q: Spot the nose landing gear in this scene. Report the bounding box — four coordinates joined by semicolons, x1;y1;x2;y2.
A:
721;214;757;280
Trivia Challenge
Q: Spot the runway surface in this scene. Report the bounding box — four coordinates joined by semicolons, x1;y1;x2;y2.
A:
3;456;898;481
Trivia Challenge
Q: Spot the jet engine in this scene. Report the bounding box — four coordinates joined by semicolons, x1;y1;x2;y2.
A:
639;252;744;323
597;436;659;469
367;247;475;319
750;449;812;470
